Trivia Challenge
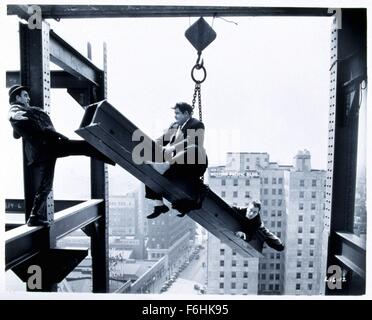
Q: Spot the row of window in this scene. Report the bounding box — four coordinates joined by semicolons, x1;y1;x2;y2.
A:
220;260;248;267
299;179;320;187
298;226;316;233
263;178;283;185
260;284;281;291
262;188;284;195
298;215;316;222
260;263;281;270
262;199;283;206
298;203;318;210
220;271;248;278
220;282;249;289
299;191;319;199
297;249;315;257
298;238;316;245
261;273;280;280
297;261;314;268
296;272;314;279
221;179;251;186
296;283;313;291
262;210;283;217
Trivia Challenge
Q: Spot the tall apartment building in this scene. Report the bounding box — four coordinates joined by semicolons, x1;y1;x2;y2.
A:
207;151;326;295
283;150;326;295
109;193;138;236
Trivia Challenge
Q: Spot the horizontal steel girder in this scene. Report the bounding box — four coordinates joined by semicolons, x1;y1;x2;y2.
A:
76;100;263;257
5;199;102;270
6;70;91;89
7;5;334;19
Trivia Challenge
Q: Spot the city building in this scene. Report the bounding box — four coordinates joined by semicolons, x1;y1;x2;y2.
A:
207;151;326;295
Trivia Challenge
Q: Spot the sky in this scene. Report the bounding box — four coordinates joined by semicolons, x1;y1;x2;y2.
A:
1;10;332;199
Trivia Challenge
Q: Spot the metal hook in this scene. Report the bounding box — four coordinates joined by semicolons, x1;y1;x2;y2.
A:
196;51;204;69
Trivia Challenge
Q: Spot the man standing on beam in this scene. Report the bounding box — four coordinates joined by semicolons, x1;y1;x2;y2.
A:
8;84;115;227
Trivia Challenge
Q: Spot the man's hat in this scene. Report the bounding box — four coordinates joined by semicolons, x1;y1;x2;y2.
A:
8;84;30;101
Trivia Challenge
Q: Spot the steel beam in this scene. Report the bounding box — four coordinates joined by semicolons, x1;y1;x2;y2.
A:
8;5;333;19
7;70;91;89
49;30;102;86
5;199;102;270
76;100;263;258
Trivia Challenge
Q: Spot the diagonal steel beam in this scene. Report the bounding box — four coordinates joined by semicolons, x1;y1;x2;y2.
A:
76;101;263;258
5;199;102;270
49;30;103;86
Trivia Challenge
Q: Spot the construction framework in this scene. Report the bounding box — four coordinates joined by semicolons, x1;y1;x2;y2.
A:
5;5;367;295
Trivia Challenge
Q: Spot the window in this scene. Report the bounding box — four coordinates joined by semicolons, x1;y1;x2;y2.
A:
260;284;266;291
310;227;315;233
308;284;313;290
270;253;275;259
277;210;282;216
276;253;281;259
243;272;248;278
272;199;276;206
275;274;280;280
311;215;315;222
243;283;248;289
278;199;282;206
232;260;237;267
297;261;302;268
277;232;281;238
233;191;238;198
311;203;316;210
296;284;301;290
309;261;314;268
262;210;268;216
245;191;250;198
245;179;250;186
299;191;304;198
269;284;274;290
244;260;248;267
272;189;276;195
233;179;238;186
264;178;268;184
311;191;316;199
278;178;283;184
296;273;301;279
261;263;266;270
312;179;317;187
275;284;280;291
297;250;302;257
271;210;276;217
271;221;275;228
220;283;224;289
308;273;313;279
298;215;303;222
298;239;302;245
220;249;225;255
221;191;226;198
263;200;268;205
221;179;226;186
272;178;277;184
231;272;236;278
264;188;268;195
269;274;274;280
232;249;236;255
310;239;315;245
231;283;236;289
298;227;303;233
278;189;283;195
220;271;224;278
220;260;224;267
277;221;281;227
270;263;274;270
299;203;304;210
300;179;305;187
261;274;266;280
310;250;314;257
276;263;280;270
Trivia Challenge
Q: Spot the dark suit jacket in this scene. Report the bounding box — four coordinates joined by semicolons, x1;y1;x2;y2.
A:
156;117;207;166
234;207;263;238
9;104;62;165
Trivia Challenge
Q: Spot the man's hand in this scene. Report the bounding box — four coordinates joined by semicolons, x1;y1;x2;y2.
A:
163;145;175;160
12;110;28;121
235;231;246;240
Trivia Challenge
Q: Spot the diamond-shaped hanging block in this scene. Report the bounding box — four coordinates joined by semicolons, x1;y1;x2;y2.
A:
185;17;217;52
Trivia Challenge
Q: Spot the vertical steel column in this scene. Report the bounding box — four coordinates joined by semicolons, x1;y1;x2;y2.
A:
325;9;367;295
19;22;54;224
90;42;110;293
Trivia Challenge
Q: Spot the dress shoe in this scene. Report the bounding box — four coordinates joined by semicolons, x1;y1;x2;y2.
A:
27;215;51;227
146;204;169;219
257;225;285;251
